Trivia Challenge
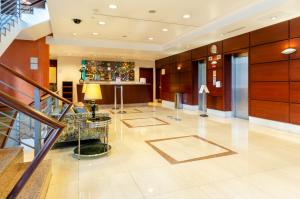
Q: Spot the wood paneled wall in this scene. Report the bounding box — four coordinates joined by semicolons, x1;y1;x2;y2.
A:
156;16;300;125
156;51;198;105
249;17;300;125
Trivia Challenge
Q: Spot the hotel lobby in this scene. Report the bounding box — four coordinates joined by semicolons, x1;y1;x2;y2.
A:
1;0;300;199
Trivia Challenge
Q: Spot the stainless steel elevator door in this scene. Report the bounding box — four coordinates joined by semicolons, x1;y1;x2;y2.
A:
232;55;249;119
198;62;206;111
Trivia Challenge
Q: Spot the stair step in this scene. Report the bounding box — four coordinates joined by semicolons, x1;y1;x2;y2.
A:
18;160;52;199
1;159;52;199
0;148;24;196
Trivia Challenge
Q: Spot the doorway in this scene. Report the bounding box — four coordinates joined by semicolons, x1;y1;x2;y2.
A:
198;61;206;111
231;53;249;119
155;68;162;102
139;68;154;100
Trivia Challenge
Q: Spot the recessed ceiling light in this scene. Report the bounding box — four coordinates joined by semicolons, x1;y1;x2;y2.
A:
148;37;154;41
271;16;277;20
162;28;168;32
183;14;191;19
92;32;99;36
148;10;156;14
98;21;106;25
72;32;77;36
109;4;117;9
122;35;127;38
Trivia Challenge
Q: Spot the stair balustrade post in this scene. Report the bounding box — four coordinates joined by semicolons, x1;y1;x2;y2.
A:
33;87;41;156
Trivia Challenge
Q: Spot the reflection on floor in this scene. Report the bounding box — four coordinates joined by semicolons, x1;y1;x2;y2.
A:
46;105;300;199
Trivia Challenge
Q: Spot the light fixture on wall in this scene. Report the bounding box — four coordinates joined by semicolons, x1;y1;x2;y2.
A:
161;69;166;75
281;48;297;55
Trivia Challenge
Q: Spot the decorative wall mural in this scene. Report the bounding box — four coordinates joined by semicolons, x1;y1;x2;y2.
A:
84;60;135;81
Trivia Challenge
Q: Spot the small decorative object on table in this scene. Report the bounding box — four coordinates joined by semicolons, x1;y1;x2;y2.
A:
73;115;111;159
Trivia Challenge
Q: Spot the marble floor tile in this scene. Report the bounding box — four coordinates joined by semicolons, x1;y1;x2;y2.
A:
45;105;300;198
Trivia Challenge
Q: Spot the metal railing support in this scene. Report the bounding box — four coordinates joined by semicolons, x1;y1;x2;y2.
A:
33;87;41;155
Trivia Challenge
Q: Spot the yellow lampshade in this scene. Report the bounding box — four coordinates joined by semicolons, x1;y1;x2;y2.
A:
84;84;102;100
82;84;87;93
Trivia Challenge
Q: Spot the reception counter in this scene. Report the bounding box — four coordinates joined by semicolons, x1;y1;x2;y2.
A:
77;82;153;105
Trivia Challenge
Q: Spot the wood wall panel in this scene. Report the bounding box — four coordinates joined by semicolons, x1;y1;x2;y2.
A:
207;82;223;97
290;37;300;59
176;51;191;62
207;96;224;110
250;21;289;46
290;82;300;103
223;33;249;53
177;61;192;72
250;100;289;122
192;46;207;60
250;82;289;102
250;61;289;82
250;40;289;64
290;103;300;125
290;17;300;38
290;59;300;81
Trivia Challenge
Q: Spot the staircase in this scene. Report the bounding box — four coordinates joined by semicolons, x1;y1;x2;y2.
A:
0;62;72;199
0;0;49;55
0;106;17;148
0;148;51;199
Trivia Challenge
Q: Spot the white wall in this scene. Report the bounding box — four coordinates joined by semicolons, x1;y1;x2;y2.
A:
57;56;155;103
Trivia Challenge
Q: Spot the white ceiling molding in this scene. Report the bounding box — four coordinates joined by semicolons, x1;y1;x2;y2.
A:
46;36;163;52
162;0;285;50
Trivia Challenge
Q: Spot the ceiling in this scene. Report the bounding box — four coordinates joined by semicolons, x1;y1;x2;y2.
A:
47;0;300;61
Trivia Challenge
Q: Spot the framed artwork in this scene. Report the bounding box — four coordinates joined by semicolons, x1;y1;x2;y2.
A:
85;60;135;81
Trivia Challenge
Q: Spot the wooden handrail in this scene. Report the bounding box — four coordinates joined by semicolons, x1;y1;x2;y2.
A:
0;91;65;129
0;63;72;105
0;90;68;198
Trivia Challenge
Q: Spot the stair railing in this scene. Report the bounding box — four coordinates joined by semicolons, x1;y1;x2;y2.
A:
0;0;20;39
0;63;72;154
0;90;65;199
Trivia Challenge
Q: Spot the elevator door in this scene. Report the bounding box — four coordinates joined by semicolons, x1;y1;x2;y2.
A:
232;54;248;119
198;62;206;111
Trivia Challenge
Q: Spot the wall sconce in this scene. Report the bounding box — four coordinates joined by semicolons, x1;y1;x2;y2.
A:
161;69;165;75
281;48;297;55
177;66;181;70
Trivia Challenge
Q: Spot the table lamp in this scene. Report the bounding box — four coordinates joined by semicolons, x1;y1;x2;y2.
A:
84;84;102;120
199;85;210;117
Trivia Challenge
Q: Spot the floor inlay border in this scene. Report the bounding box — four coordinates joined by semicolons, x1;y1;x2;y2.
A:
110;108;143;114
121;117;169;128
146;135;237;164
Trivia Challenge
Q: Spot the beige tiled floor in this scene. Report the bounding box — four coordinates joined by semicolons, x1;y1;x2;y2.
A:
45;105;300;199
